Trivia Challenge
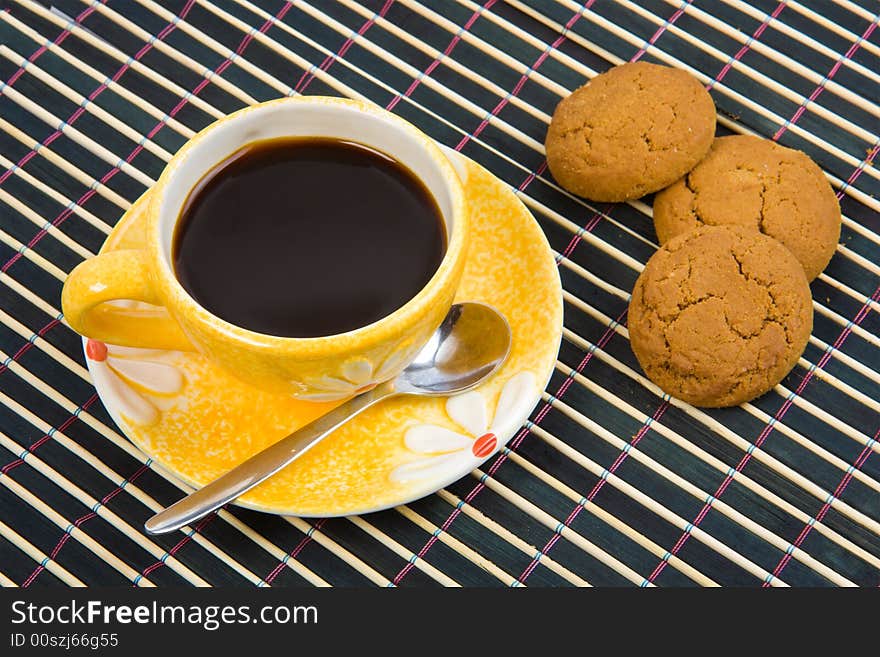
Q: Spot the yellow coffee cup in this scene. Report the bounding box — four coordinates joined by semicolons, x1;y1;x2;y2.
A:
62;97;469;400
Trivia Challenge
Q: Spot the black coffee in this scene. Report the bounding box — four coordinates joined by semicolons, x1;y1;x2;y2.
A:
173;137;446;337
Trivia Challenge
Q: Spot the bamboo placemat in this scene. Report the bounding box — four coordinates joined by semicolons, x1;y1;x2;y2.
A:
0;0;877;587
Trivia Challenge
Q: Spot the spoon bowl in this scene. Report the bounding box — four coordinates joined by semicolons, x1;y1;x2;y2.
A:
146;302;511;534
396;302;510;395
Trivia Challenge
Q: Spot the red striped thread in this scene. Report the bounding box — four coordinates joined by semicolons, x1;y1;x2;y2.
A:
139;514;216;581
0;0;200;275
294;0;394;94
709;2;786;90
0;316;62;377
766;426;878;585
559;204;610;261
453;1;596;153
773;16;878;141
0;394;99;475
21;461;151;587
518;399;669;583
630;0;694;63
0;0;197;190
0;0;106;93
386;0;497;112
262;519;327;585
837;140;878;200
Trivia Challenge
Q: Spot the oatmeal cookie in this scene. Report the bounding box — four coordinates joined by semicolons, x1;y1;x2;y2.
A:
653;135;841;281
628;225;812;407
545;62;716;201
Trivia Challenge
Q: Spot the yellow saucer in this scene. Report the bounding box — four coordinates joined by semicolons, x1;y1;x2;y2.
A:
85;151;562;516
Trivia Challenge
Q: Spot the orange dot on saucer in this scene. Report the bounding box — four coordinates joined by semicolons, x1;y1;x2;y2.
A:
86;339;108;362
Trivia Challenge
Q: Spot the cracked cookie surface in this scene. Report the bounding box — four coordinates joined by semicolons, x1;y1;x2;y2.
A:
653;135;841;281
545;62;716;201
628;225;812;408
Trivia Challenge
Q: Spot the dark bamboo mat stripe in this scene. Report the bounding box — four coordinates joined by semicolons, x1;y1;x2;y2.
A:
0;0;878;587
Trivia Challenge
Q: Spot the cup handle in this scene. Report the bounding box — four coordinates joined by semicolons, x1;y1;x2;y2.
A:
62;249;196;351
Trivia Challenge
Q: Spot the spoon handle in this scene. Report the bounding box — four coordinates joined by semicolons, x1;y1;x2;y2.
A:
145;382;397;535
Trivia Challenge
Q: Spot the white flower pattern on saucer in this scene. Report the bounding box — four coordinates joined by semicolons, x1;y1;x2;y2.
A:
294;350;415;402
85;339;184;426
390;371;536;484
